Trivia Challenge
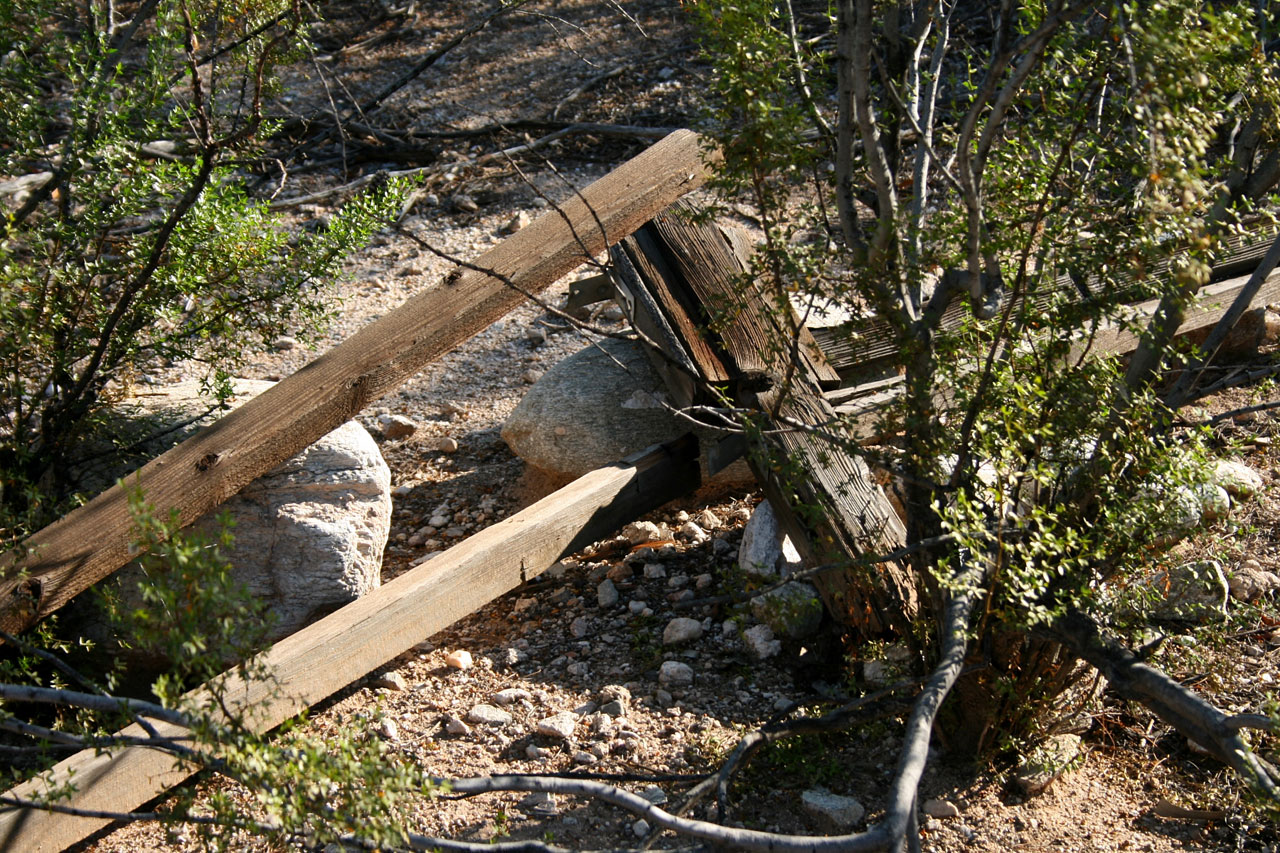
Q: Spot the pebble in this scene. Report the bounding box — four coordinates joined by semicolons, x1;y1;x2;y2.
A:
600;303;626;323
658;660;695;688
640;786;668;805
500;211;531;234
467;704;513;726
802;788;865;828
432;436;459;453
622;521;666;544
679;521;708;543
526;744;551;760
573;750;598;765
444;716;471;735
536;712;579;739
452;193;479;213
429;514;450;528
522;368;543;384
632;818;650;838
272;335;297;352
376;718;399;741
643;562;667;579
380;414;418;439
373;672;408;691
607;563;634;581
446;650;474;670
570;615;590;638
663;617;704;646
492;688;531;706
922;799;960;819
601;699;626;717
695;509;721;529
628;600;648;614
597;579;619;608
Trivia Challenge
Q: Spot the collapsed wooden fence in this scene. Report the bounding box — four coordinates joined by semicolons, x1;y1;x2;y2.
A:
2;126;1279;850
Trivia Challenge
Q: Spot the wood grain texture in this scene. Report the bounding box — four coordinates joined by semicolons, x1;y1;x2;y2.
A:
0;437;700;853
0;130;711;636
619;207;917;635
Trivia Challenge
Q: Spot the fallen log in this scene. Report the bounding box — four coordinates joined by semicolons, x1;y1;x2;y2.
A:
0;436;701;853
0;129;710;637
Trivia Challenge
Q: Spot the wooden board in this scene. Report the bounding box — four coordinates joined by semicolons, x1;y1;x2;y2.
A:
0;130;711;636
618;206;917;637
811;220;1280;381
0;437;701;853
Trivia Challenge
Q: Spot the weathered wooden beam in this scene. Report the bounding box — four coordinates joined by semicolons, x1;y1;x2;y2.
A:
615;203;916;636
0;129;711;636
0;436;701;853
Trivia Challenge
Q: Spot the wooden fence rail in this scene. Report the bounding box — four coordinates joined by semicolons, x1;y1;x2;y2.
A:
0;129;710;637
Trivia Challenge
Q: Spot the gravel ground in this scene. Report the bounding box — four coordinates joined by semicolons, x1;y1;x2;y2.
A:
56;1;1280;850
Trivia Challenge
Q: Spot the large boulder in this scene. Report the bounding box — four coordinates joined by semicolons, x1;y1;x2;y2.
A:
501;338;752;486
76;379;391;655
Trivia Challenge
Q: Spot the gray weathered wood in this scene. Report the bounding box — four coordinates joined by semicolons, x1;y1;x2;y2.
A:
0;437;700;853
617;203;917;635
0;130;711;636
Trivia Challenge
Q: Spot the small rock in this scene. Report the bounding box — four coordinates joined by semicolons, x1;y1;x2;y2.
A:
446;649;473;670
598;684;631;705
654;688;673;707
695;509;721;529
600;699;626;717
600;303;626;323
679;521;708;543
526;744;551;760
272;335;297;352
1214;459;1264;499
570;615;591;638
567;661;590;676
519;791;557;815
658;660;695;688
632;818;650;838
751;582;824;639
922;799;960;819
492;688;531;706
607;563;634;581
1228;559;1280;601
742;624;781;660
467;704;513;726
663;617;704;646
623;521;666;545
640;786;668;805
739;500;803;578
380;414;418;440
628;600;648;615
375;717;399;741
429;513;450;528
1151;560;1230;621
444;716;471;736
644;562;668;579
452;193;479;213
432;436;459;454
522;368;543;384
500;211;531;234
597;579;619;608
572;750;598;765
536;712;579;740
802;788;865;828
373;672;408;691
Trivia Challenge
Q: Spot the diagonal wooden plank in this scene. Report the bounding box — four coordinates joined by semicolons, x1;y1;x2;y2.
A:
0;130;711;636
0;437;701;853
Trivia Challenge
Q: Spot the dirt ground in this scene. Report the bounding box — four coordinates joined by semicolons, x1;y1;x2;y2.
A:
38;1;1280;850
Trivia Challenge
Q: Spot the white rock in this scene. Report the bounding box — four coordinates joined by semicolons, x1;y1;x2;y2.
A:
801;788;865;828
446;650;474;670
739;500;803;578
445;716;471;735
695;509;721;529
598;579;619;608
1214;459;1264;498
572;750;598;765
658;660;695;688
76;379;390;659
742;624;781;660
922;799;959;819
632;819;650;838
679;521;708;543
467;704;513;726
643;562;668;579
373;672;408;691
663;617;704;646
492;688;531;706
536;712;579;740
376;718;399;741
623;521;666;545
